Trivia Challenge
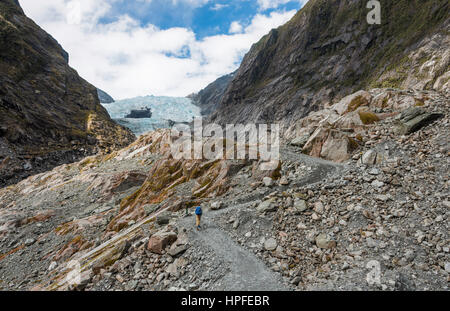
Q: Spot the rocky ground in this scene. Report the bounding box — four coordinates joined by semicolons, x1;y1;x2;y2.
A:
0;88;448;291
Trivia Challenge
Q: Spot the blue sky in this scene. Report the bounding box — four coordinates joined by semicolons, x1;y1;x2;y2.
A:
19;0;307;99
100;1;303;39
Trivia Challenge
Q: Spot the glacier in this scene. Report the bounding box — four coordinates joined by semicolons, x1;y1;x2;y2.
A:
102;95;201;136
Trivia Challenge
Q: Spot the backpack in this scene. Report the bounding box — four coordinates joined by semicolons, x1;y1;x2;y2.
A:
195;206;203;216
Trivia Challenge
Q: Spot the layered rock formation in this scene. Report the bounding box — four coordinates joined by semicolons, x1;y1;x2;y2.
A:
211;0;449;131
0;0;135;187
285;88;446;162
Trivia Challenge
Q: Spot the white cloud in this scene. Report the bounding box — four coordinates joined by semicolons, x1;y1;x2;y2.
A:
211;3;229;11
229;21;243;34
18;0;297;99
257;0;308;11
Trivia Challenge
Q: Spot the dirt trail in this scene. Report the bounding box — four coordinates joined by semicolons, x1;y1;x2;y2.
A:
177;151;345;291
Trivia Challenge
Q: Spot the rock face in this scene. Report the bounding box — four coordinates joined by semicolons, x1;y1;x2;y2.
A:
0;0;135;187
394;107;444;135
284;88;447;163
189;72;236;116
97;89;115;104
211;0;449;132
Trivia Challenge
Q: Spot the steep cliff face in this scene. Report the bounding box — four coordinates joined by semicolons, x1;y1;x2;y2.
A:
189;71;236;116
97;88;115;104
212;0;449;130
0;0;135;187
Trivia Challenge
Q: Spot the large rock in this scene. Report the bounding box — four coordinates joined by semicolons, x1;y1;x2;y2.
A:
331;91;372;115
147;231;178;255
303;128;358;163
394;107;443;135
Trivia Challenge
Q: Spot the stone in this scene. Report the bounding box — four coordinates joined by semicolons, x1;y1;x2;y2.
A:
362;150;377;165
279;176;289;185
73;269;94;291
156;214;170;226
257;199;277;213
394;107;443;135
375;194;390;202
168;245;189;257
315;233;336;249
264;238;278;251
319;129;356;163
314;202;324;214
371;180;384;188
290;135;310;148
368;168;380;175
263;177;274;187
147;231;178;255
293;199;307;213
166;263;178;276
210;201;223;210
331;90;372;115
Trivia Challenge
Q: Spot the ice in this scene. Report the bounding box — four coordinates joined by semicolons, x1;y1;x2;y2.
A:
102;95;201;136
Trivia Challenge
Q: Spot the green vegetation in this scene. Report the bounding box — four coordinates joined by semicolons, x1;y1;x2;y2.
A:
359;111;380;125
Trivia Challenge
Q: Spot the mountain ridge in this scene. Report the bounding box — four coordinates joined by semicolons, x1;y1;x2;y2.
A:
210;0;449;131
0;0;135;187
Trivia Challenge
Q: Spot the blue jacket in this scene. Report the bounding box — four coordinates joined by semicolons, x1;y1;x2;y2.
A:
195;206;203;216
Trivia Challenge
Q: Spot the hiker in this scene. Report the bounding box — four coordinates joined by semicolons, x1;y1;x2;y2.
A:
195;206;203;230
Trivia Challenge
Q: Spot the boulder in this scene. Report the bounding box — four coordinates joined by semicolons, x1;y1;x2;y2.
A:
320;130;358;163
331;90;372;115
394;107;443;135
147;231;178;255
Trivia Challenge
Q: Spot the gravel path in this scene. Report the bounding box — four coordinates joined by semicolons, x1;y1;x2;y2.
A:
179;212;290;291
176;151;345;291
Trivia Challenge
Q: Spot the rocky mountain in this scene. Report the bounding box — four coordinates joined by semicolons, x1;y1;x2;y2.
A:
97;89;115;104
211;0;449;131
0;0;135;187
0;0;448;293
0;88;448;291
189;71;235;115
